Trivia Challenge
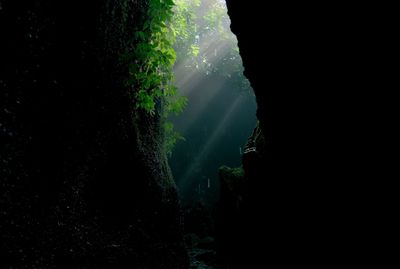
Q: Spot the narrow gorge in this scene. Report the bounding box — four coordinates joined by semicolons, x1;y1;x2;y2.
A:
0;1;268;268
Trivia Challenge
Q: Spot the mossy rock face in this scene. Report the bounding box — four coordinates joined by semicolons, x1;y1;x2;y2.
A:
219;166;245;179
218;166;246;216
217;166;246;266
219;166;245;197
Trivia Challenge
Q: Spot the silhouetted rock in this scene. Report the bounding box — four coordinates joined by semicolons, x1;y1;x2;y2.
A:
220;1;269;268
197;236;215;250
0;1;188;268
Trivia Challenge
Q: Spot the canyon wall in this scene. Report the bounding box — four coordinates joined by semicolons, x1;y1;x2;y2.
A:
0;1;188;268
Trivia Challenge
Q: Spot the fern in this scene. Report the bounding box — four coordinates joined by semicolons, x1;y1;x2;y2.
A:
122;0;187;154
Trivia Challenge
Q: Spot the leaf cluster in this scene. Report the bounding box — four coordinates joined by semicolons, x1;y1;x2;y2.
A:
122;0;187;155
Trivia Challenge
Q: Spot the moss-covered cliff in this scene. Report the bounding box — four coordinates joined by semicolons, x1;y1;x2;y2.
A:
0;1;188;268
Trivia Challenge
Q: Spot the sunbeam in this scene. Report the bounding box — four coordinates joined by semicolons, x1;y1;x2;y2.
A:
168;5;257;259
177;96;244;191
169;0;256;202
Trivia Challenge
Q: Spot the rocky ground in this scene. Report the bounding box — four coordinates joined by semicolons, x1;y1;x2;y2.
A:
186;234;218;269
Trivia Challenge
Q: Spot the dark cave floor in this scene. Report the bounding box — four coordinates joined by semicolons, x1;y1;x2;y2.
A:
186;234;218;269
189;248;217;269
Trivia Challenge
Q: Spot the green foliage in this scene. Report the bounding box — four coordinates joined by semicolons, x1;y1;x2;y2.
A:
123;0;186;116
172;0;249;88
122;0;187;155
164;122;185;157
171;0;201;59
219;166;245;180
121;0;250;156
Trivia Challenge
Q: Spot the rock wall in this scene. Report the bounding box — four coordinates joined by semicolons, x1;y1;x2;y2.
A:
221;1;269;267
223;1;378;267
0;1;188;268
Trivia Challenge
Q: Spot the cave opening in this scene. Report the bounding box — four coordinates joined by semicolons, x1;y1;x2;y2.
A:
167;0;257;265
